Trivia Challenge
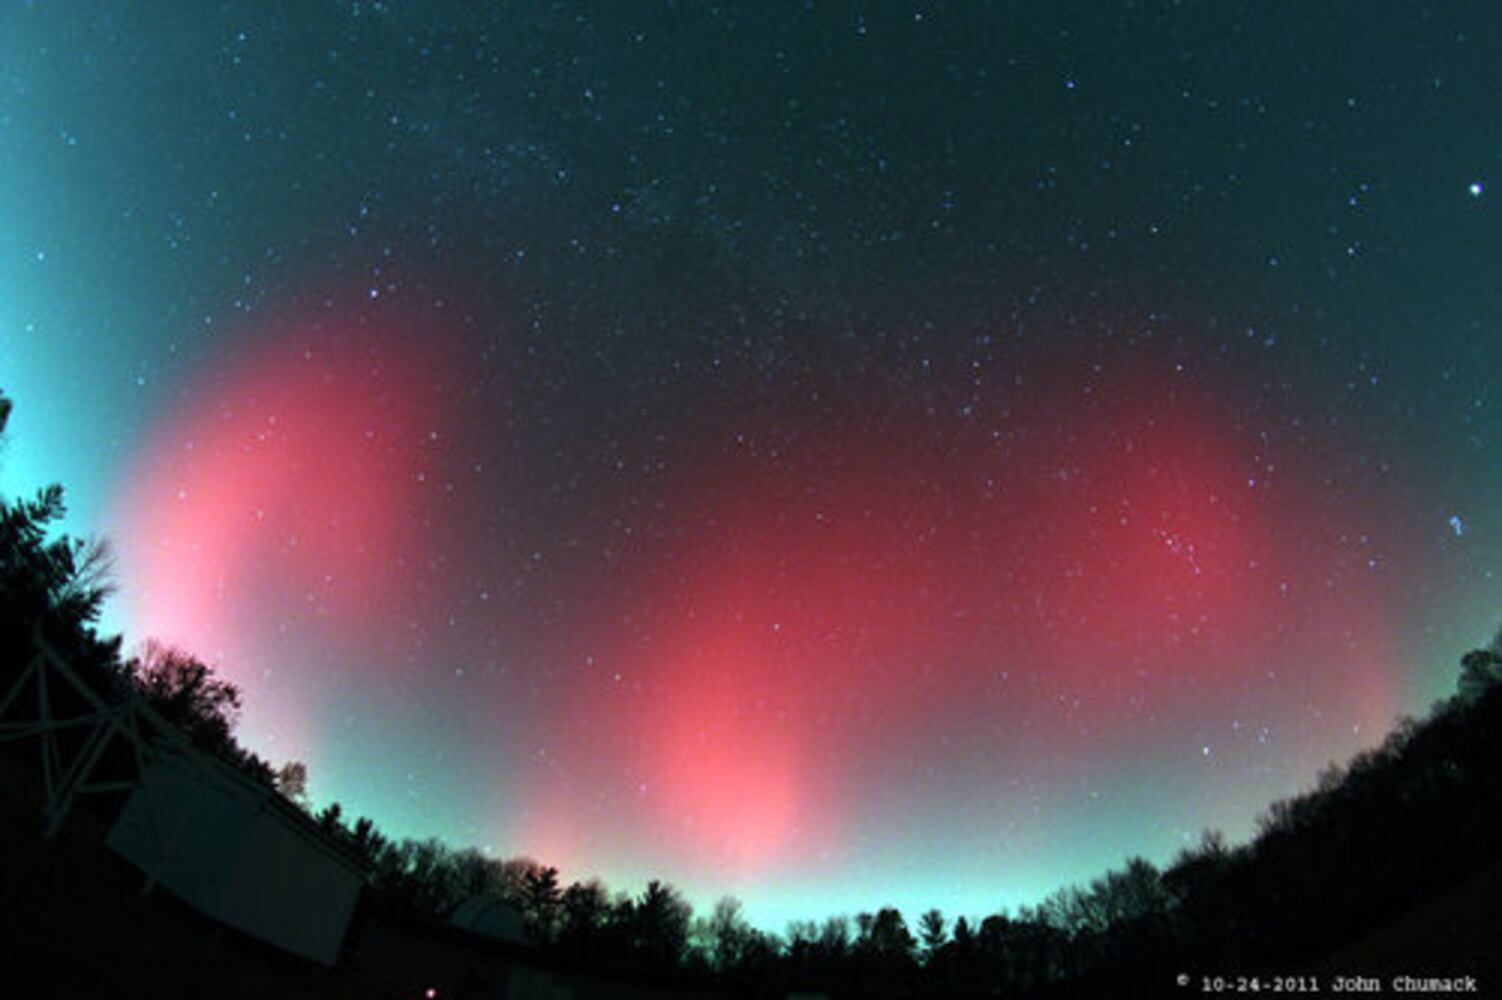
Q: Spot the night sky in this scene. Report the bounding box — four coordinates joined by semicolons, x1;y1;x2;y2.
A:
3;2;1499;931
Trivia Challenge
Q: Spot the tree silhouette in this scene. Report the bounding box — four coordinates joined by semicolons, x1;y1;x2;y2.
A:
0;393;114;636
819;914;852;959
918;908;946;961
628;880;692;968
489;856;548;908
273;761;309;805
0;482;115;635
1458;646;1502;702
521;865;562;944
557;878;612;955
696;895;753;973
126;640;244;757
866;907;916;961
949;914;974;952
350;815;388;864
785;918;818;964
317;801;344;832
443;847;496;900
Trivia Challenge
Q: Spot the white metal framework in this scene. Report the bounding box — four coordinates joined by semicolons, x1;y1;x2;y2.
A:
0;623;367;965
0;625;181;837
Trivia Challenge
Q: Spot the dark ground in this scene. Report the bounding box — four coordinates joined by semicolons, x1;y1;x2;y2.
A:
4;731;1500;998
0;746;732;999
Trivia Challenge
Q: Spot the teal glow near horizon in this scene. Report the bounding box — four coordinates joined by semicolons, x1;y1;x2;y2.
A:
3;2;1500;935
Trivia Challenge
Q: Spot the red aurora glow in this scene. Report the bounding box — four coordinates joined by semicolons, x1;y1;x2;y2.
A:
533;352;1402;877
115;319;1404;881
115;319;461;748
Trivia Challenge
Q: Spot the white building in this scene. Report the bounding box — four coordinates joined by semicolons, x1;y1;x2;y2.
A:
2;626;368;966
106;745;367;965
449;892;529;944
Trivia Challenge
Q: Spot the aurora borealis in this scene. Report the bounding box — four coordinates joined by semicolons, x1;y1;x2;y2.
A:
2;2;1499;931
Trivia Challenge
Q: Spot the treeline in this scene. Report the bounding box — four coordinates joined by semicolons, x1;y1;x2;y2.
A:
0;473;280;789
4;388;1501;997
306;641;1502;999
